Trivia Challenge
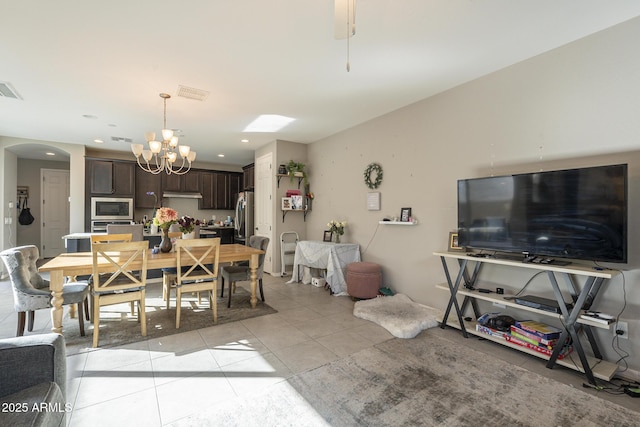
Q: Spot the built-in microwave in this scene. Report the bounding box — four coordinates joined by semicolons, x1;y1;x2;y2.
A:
91;197;134;221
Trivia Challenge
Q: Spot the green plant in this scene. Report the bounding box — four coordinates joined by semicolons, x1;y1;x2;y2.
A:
286;160;308;185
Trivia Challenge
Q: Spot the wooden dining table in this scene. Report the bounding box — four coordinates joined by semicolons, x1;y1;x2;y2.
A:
38;243;264;334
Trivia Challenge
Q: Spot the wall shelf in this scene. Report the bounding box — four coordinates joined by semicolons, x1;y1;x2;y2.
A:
378;220;417;225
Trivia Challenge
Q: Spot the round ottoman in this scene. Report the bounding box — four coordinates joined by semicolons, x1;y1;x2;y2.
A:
346;262;382;299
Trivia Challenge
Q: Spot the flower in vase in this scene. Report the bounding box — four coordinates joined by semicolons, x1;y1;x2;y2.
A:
178;215;200;233
327;220;346;236
154;207;178;230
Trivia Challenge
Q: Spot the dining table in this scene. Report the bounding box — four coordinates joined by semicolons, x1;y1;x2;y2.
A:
38;243;264;334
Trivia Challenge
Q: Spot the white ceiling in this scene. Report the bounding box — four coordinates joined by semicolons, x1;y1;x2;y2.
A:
2;1;640;165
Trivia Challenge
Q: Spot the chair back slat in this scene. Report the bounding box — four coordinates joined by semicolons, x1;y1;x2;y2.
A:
91;233;133;244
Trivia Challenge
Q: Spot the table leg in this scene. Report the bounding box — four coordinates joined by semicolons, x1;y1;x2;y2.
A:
50;270;65;334
67;275;78;318
249;253;258;308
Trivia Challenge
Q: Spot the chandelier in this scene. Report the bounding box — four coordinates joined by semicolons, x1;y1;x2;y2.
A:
131;93;196;175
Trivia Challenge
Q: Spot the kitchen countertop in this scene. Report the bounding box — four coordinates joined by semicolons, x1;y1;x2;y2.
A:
63;226;233;240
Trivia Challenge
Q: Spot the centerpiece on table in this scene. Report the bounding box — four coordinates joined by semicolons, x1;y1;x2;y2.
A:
327;220;346;243
154;207;178;252
178;215;201;239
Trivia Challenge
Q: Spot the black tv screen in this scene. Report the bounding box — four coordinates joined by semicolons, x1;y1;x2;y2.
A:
457;164;627;263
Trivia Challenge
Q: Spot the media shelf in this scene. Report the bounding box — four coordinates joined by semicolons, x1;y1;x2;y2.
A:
434;251;620;384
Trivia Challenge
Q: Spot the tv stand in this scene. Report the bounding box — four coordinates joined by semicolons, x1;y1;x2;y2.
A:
434;251;619;385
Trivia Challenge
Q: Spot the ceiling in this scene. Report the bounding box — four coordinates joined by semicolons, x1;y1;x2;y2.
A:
2;1;640;165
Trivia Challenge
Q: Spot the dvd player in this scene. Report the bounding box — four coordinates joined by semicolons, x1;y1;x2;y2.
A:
514;295;573;314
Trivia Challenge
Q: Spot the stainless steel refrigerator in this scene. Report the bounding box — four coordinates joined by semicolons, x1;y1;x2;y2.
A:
234;191;254;245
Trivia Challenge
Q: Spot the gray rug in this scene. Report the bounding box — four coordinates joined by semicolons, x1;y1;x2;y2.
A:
173;331;639;426
62;284;276;355
353;294;439;338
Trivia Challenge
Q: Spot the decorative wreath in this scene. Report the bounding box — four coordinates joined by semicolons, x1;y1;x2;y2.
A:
363;163;383;189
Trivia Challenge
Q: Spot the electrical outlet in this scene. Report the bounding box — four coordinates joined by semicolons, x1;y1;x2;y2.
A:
615;321;628;339
4;218;9;225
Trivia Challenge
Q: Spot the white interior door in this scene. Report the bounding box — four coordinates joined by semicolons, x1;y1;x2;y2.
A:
41;169;70;258
255;153;273;273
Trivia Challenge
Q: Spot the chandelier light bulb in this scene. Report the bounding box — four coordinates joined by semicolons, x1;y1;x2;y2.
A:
144;132;156;142
142;150;153;162
162;128;174;141
169;136;179;148
131;143;143;157
179;145;191;158
167;152;178;163
187;151;197;162
149;140;162;154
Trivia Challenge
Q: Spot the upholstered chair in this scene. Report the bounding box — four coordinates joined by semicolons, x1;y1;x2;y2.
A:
0;245;90;336
220;236;269;308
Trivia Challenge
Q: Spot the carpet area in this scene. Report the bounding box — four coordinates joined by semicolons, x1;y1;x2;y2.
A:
62;283;276;355
353;294;440;338
174;331;639;426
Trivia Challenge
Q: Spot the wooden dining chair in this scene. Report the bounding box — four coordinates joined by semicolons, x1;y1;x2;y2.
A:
162;231;184;304
90;240;148;347
172;237;221;328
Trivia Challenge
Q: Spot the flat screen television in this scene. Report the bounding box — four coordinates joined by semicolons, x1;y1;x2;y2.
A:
457;164;627;263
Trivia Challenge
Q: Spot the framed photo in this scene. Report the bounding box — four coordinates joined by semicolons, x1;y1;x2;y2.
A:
400;207;412;222
323;230;333;242
281;197;292;210
291;195;303;210
449;232;464;251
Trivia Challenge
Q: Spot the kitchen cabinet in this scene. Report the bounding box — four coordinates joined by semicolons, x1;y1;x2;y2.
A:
88;159;134;196
243;163;255;190
200;172;242;209
134;168;162;209
161;172;201;193
228;173;241;206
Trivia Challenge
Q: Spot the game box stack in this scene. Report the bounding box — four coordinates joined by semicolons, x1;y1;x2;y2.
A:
506;320;573;360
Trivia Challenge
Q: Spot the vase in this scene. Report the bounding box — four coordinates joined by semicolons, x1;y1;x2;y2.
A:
182;231;195;240
150;223;158;234
160;228;172;253
335;234;341;244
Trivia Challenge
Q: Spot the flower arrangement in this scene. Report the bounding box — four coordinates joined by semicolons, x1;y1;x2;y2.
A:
327;220;346;242
178;215;200;233
146;191;158;210
154;207;178;230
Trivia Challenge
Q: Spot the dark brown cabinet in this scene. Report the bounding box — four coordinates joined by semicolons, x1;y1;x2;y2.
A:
243;163;254;190
88;160;134;196
162;172;201;193
200;171;241;209
135;168;162;209
228;173;241;206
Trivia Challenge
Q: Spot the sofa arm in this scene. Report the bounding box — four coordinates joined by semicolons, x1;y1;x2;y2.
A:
0;334;66;401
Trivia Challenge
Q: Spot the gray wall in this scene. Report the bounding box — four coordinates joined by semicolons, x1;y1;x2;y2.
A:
306;17;640;376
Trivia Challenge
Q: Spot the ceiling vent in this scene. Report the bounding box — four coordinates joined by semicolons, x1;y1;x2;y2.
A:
0;81;22;100
111;136;133;143
177;85;209;101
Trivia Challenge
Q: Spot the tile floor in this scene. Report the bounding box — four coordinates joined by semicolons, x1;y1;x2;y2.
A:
0;271;638;426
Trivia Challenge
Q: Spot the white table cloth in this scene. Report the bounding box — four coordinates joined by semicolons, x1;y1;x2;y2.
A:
287;241;361;295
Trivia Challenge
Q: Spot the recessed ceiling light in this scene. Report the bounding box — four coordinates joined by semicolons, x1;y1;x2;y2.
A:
82;114;98;119
241;139;249;143
217;154;225;157
244;114;295;132
108;124;117;127
94;139;104;144
45;152;55;156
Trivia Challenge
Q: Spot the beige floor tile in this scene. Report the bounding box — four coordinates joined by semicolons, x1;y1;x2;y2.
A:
222;352;293;396
147;329;206;357
316;329;377;358
272;339;339;374
250;323;311;352
68;387;161;427
151;347;220;387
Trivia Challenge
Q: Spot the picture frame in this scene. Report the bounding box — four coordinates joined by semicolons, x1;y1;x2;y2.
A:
291;195;303;210
323;230;333;242
449;232;463;251
400;207;412;222
281;197;292;210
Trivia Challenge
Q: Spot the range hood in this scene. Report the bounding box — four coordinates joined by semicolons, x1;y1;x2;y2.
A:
162;191;202;199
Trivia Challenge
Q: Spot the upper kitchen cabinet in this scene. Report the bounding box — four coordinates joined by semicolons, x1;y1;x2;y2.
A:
134;168;162;209
200;171;242;209
161;171;201;193
87;159;135;197
243;163;255;190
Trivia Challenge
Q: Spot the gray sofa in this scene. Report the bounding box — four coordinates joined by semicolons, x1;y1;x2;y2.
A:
0;333;67;427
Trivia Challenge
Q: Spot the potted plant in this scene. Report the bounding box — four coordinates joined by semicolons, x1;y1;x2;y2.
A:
286;160;308;186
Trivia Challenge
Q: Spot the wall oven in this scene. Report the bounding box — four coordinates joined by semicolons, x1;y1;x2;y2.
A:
90;197;134;232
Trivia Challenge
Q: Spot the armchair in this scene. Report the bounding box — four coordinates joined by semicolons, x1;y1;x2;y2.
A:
0;333;67;427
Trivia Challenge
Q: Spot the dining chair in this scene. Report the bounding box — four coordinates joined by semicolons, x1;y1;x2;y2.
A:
162;231;184;304
0;245;90;337
171;237;221;328
106;224;144;241
220;236;269;308
90;240;148;347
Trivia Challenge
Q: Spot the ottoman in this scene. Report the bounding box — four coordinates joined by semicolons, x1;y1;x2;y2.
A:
346;262;382;299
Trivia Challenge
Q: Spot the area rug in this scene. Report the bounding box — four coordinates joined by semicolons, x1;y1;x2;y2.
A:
62;283;277;355
353;294;440;338
172;331;639;426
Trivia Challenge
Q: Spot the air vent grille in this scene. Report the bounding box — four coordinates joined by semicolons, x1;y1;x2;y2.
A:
177;85;209;101
111;136;133;143
0;81;22;99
